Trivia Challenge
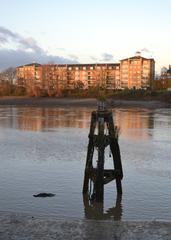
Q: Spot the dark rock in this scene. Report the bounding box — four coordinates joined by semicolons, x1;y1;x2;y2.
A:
33;193;55;198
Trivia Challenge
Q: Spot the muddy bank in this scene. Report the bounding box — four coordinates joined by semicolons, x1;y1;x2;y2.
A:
0;97;170;108
0;213;170;240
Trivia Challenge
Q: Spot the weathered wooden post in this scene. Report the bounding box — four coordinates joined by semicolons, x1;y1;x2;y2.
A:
83;100;123;202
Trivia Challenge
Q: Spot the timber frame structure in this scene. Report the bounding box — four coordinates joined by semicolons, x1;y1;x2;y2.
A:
83;102;123;201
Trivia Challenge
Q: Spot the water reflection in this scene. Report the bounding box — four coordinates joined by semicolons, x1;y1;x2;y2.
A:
0;107;91;131
17;108;91;131
114;109;154;140
0;107;170;140
0;106;171;219
83;194;122;220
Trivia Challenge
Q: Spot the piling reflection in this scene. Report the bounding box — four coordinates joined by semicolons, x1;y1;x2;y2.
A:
83;194;122;220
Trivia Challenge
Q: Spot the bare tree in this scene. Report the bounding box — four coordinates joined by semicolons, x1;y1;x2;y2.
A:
0;67;16;84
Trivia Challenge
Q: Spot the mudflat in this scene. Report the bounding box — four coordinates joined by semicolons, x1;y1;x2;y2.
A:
0;213;171;240
0;96;170;108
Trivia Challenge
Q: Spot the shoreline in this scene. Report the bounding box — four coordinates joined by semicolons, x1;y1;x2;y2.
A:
0;96;170;109
0;213;171;239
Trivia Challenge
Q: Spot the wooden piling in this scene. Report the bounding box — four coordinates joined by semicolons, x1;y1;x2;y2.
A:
83;102;123;201
83;112;96;194
95;115;105;201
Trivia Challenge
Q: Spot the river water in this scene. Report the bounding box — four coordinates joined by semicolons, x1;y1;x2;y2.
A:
0;106;170;220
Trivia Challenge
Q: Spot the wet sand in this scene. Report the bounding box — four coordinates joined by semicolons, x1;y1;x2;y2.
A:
0;96;170;108
0;213;171;240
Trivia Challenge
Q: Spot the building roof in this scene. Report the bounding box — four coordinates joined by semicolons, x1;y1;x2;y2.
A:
16;62;120;69
16;63;41;68
43;63;120;67
66;63;120;67
24;63;41;67
120;55;155;62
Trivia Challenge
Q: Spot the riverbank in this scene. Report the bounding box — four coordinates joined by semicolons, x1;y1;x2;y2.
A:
0;213;171;240
0;96;170;108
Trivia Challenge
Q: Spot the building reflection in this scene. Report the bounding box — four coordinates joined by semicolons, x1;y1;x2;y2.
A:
114;109;154;139
83;194;122;220
16;108;91;131
0;107;159;140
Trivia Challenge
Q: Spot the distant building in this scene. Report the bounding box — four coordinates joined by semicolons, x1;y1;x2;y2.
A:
161;67;168;76
160;65;171;78
16;53;155;95
16;63;42;87
154;65;171;91
120;52;155;89
16;63;121;95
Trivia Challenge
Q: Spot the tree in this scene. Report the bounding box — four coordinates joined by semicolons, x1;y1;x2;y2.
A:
74;80;84;90
0;67;16;84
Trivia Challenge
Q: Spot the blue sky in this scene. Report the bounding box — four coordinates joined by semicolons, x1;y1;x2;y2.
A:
0;0;171;72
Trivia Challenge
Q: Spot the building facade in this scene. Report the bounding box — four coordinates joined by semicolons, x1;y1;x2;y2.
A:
16;54;155;95
120;52;155;89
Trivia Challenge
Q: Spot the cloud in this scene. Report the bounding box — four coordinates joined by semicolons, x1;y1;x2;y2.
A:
100;53;114;62
141;48;154;58
0;26;19;41
18;37;43;54
90;56;98;62
141;48;150;53
56;47;66;51
0;36;8;45
0;26;78;70
68;54;79;61
0;49;78;70
0;26;44;54
89;54;114;63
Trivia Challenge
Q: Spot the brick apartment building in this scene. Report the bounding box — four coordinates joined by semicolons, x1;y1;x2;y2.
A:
16;53;155;95
120;52;155;89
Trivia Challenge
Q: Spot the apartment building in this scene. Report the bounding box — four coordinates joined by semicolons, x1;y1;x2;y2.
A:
120;52;155;89
16;53;155;94
16;63;42;88
66;63;120;90
17;63;66;95
41;64;67;95
16;63;120;94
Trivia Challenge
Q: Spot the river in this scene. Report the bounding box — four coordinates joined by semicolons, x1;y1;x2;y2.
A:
0;106;170;220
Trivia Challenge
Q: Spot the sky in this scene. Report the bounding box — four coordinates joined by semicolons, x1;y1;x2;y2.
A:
0;0;171;73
